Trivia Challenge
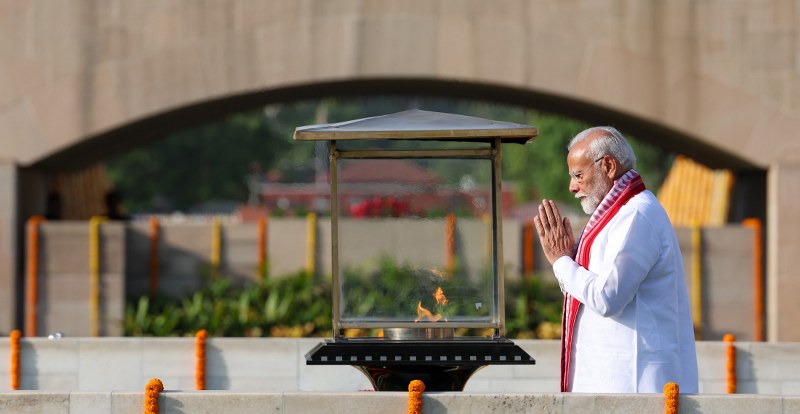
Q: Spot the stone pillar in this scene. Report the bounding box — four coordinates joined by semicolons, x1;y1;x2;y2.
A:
767;160;800;341
0;160;18;332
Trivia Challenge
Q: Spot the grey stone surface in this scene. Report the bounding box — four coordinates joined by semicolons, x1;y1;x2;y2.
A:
0;392;69;414
162;391;282;414
1;337;800;397
283;392;402;414
562;393;663;414
685;394;784;414
20;338;79;390
428;393;563;413
0;161;18;332
0;390;796;413
768;162;800;342
77;339;144;391
782;396;800;414
69;391;112;414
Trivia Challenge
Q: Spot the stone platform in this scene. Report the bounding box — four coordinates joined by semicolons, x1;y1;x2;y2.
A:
1;390;799;414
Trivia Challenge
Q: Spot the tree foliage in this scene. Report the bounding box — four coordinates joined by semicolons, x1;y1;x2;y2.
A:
105;112;289;212
105;97;672;214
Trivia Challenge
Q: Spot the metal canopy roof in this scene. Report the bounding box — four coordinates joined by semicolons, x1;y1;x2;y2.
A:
293;109;538;144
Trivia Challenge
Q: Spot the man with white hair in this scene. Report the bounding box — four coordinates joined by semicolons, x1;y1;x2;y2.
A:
534;126;698;393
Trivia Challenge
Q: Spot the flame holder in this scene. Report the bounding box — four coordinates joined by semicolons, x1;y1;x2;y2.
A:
305;337;535;391
294;110;540;391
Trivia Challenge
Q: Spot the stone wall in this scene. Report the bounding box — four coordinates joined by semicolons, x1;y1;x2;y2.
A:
23;219;757;340
1;338;799;395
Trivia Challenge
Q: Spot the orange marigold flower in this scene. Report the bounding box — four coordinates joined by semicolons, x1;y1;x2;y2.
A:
408;380;425;414
10;329;21;390
144;378;164;414
195;330;208;390
663;382;679;414
724;333;736;393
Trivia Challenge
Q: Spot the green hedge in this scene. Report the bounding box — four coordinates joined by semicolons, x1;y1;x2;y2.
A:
124;264;562;339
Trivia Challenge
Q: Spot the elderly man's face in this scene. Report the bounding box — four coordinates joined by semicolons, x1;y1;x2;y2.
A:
567;139;612;215
577;165;610;214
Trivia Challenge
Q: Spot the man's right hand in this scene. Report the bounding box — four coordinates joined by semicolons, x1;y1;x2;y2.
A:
533;199;575;265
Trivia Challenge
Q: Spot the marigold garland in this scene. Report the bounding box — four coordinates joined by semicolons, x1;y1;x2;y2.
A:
663;382;679;414
195;329;208;390
144;378;164;414
10;330;21;390
724;333;736;394
445;213;456;274
25;216;44;337
408;379;425;414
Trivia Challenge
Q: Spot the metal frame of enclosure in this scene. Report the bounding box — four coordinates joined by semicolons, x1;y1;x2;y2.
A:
294;110;538;339
296;109;538;392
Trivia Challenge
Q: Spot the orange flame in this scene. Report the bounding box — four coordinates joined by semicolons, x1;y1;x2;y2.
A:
415;302;442;322
414;287;448;322
433;287;448;306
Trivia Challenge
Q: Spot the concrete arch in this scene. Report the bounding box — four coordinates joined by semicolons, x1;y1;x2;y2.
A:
1;0;799;340
31;77;758;171
30;78;758;171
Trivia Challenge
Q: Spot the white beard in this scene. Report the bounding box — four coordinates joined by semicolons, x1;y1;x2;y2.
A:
576;180;611;215
577;193;598;215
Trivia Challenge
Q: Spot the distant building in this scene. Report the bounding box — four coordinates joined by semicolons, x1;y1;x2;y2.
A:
258;159;517;218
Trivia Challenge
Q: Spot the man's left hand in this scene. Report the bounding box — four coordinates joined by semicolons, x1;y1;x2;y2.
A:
533;199;576;265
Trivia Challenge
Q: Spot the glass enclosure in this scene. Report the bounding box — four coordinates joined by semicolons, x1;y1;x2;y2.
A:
330;139;503;335
293;109;539;339
336;157;496;326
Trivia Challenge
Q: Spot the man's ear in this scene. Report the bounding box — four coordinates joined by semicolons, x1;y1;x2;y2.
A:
603;156;620;180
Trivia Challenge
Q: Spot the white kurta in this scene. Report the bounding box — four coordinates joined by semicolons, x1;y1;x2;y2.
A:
553;190;699;393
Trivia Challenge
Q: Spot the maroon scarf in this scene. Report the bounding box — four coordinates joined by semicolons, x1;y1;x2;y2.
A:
560;169;646;392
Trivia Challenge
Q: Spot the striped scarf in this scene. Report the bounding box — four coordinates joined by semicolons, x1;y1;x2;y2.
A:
560;168;646;392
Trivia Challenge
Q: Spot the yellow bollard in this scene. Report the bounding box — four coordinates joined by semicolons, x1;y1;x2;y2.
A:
89;216;108;336
306;213;317;275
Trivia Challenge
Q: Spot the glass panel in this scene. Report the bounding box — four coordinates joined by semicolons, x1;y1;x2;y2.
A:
336;157;497;326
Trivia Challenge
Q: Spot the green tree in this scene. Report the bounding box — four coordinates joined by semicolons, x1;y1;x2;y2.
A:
105;112;289;212
503;114;588;204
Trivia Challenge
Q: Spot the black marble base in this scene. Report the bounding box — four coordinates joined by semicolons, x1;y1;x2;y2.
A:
354;364;482;391
305;338;535;391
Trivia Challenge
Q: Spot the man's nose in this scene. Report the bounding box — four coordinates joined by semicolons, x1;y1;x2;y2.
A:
569;178;579;193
